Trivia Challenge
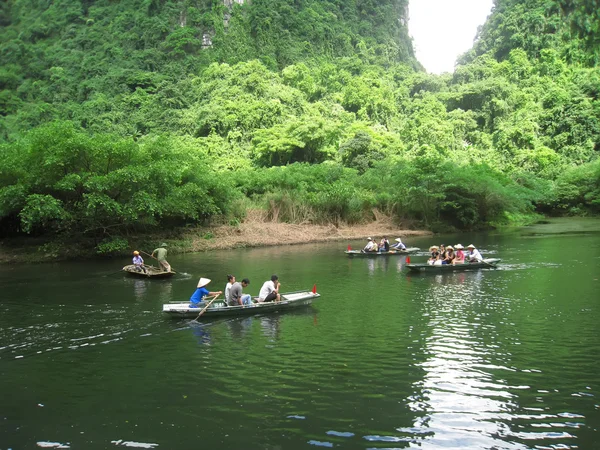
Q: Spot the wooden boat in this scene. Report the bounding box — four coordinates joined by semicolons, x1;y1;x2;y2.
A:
163;290;320;319
406;258;501;273
345;247;420;257
122;264;175;278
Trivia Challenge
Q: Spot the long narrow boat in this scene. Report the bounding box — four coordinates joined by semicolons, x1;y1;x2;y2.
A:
163;290;320;319
345;247;420;257
406;258;501;273
122;264;175;278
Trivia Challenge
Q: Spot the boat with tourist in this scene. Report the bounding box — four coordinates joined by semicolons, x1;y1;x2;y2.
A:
122;264;175;278
406;258;502;273
163;289;320;319
345;247;420;257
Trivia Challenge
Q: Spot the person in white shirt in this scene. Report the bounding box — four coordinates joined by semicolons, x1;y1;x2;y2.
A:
390;238;406;250
363;237;376;252
224;274;235;304
258;275;281;303
466;244;483;262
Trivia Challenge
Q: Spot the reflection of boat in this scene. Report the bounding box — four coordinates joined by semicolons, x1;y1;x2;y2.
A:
122;264;175;278
163;290;320;319
345;247;420;257
406;259;501;273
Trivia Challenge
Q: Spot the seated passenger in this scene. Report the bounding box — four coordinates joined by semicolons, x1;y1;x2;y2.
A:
132;250;147;273
390;238;406;250
439;244;447;260
229;278;253;306
466;244;483;262
379;237;390;252
224;274;235;305
454;244;465;264
428;246;439;265
258;275;281;302
443;246;455;265
363;237;376;252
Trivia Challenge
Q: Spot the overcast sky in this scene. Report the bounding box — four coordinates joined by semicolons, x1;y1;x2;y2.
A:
409;0;494;74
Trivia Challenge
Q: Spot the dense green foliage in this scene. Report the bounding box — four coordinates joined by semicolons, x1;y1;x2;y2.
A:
0;0;598;252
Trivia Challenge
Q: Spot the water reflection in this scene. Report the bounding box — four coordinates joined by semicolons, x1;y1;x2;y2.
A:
407;291;523;449
133;279;147;301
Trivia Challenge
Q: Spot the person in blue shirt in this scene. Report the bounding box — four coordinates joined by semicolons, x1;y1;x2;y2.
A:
132;251;147;273
189;277;223;308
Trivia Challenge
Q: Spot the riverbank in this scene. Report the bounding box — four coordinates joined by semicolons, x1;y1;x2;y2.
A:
0;218;432;263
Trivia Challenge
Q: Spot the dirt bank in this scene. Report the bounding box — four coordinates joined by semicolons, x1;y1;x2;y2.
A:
182;220;432;252
0;217;432;263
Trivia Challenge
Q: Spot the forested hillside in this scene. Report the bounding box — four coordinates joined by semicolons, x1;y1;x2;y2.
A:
0;0;598;254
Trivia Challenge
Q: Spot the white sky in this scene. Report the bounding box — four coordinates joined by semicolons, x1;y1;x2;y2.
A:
409;0;494;74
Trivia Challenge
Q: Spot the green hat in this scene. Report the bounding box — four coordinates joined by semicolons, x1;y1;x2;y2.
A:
160;242;167;247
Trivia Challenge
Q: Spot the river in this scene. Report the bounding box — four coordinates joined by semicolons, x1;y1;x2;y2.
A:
1;218;599;449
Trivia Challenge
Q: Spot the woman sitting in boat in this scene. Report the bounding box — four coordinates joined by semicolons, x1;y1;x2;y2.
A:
427;246;439;265
466;244;483;262
379;237;390;252
439;244;447;259
390;238;406;250
443;246;455;265
190;278;223;308
132;251;147;273
454;244;465;264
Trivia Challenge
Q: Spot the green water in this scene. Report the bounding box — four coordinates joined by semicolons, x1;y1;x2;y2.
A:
1;218;599;449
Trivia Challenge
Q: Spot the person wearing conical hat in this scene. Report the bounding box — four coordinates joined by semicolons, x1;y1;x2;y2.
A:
151;242;171;272
132;250;147;273
190;277;223;308
390;238;406;250
466;244;483;263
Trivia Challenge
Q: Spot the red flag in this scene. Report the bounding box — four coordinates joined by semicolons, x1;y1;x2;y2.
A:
347;244;351;251
312;284;317;294
406;256;411;264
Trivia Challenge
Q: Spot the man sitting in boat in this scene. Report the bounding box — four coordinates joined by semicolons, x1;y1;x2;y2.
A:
466;244;483;262
390;238;406;250
258;275;281;303
189;278;222;308
454;244;466;264
229;278;253;307
379;237;390;252
363;237;377;252
132;251;147;273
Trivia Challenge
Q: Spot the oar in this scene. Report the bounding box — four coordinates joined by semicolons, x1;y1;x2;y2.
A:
479;258;497;268
140;250;177;274
191;294;220;322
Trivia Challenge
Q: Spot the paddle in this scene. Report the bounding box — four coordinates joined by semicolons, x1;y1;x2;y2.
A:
479;258;497;268
191;294;220;322
140;250;177;274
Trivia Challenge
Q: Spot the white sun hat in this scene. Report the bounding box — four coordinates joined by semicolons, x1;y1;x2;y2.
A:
455;244;464;249
367;237;372;240
197;277;211;288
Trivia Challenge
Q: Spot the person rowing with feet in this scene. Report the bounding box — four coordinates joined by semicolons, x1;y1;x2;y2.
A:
466;244;483;263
